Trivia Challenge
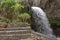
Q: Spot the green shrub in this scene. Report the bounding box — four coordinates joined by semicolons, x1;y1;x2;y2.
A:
18;13;30;22
0;0;30;26
2;17;10;23
49;18;60;29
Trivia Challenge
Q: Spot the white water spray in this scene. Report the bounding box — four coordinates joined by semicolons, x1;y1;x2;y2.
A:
31;7;54;36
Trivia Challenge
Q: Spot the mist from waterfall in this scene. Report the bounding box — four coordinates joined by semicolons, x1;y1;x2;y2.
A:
31;7;54;36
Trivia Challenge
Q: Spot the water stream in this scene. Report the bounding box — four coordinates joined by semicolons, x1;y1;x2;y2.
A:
31;6;60;40
31;7;58;38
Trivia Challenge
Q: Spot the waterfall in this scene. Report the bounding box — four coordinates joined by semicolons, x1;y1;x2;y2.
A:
31;7;54;37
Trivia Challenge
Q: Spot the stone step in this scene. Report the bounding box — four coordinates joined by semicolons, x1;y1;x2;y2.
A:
0;34;31;39
0;38;33;40
0;27;31;31
0;27;32;40
0;30;31;34
0;33;31;36
20;38;33;40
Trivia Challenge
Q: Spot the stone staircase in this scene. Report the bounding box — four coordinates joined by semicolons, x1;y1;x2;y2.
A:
0;27;31;40
0;27;56;40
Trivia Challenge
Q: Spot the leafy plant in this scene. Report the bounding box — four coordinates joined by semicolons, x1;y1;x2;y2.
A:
0;0;30;26
18;13;30;22
49;18;60;29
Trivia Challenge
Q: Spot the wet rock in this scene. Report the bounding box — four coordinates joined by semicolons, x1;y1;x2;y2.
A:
54;28;60;37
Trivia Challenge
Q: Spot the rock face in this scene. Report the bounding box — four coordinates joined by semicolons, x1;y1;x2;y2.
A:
40;0;60;18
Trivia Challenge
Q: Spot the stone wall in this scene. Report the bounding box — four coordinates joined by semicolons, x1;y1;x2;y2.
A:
0;27;31;40
0;27;56;40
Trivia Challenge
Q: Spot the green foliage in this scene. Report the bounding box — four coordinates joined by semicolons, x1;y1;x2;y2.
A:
49;18;60;29
2;0;23;16
0;0;30;26
2;17;10;23
18;13;30;22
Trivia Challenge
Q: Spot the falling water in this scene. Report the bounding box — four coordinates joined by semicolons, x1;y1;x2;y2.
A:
31;7;54;36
